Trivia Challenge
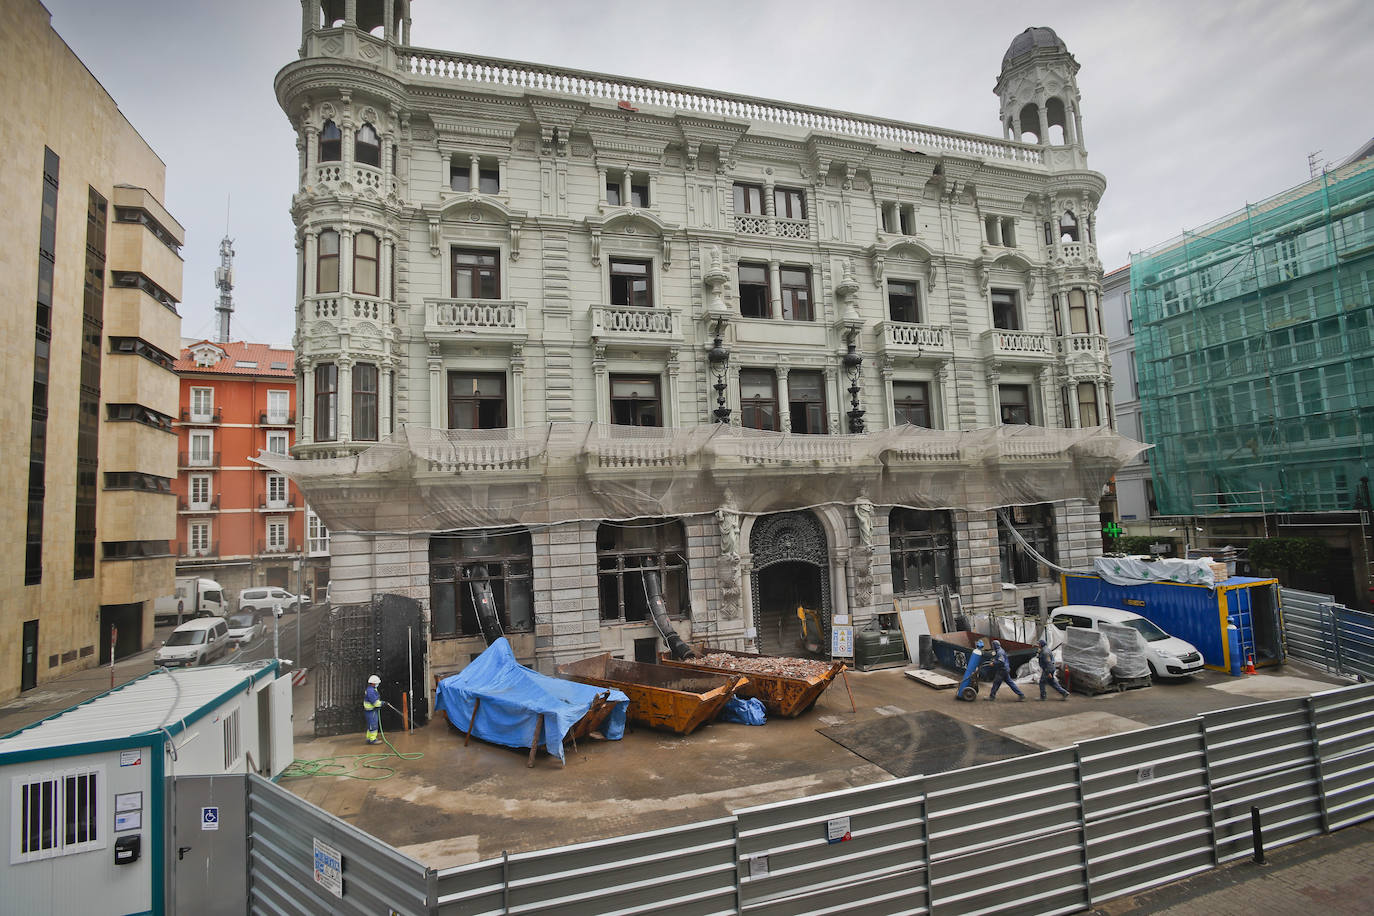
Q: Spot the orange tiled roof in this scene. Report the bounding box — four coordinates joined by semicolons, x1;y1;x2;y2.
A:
175;340;295;377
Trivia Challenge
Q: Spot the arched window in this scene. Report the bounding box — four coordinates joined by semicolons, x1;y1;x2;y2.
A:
1045;97;1068;146
319;120;341;162
1018;103;1041;144
889;509;957;594
353;231;378;295
597;519;688;622
1059;210;1080;243
355;123;380;167
429;530;534;637
316;230;340;293
998;503;1056;583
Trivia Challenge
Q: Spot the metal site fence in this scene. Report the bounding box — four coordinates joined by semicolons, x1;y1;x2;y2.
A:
1282;588;1374;681
313;594;430;737
246;682;1374;916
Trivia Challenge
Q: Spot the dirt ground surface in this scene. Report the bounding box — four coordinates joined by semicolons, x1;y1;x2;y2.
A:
282;661;1350;869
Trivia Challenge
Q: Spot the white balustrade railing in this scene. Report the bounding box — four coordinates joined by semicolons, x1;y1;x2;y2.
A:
735;214;769;236
401;51;1044;165
773;217;810;240
425;443;533;472
353;300;381;320
316;164;341;184
738;435;855;465
355;166;382;190
881;322;950;351
425;298;527;335
591;305;677;339
1057;242;1083;261
986;330;1053;356
593;443;686;468
312;298;339;319
1057;334;1107;355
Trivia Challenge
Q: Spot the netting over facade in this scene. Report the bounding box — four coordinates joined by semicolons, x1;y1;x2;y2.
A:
1130;158;1374;515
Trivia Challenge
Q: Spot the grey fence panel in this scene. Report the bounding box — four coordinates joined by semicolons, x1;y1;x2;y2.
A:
1336;607;1374;679
1201;698;1324;861
247;775;431;916
1312;683;1374;829
925;749;1088;916
1078;720;1213;904
1280;589;1338;671
735;774;928;916
434;859;507;916
500;817;737;916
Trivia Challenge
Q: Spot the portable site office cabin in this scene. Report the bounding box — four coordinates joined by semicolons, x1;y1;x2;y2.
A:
0;660;293;916
1061;573;1285;672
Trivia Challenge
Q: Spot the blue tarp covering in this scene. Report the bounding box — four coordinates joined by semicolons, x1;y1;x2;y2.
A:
434;638;629;763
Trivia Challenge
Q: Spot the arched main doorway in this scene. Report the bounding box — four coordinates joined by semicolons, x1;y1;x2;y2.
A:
749;511;831;657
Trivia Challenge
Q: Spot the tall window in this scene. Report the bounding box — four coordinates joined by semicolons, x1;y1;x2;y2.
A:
893;381;931;427
738;262;770;318
319;120;341;162
190;387;213;422
780;267;812;321
314;363;337;442
788;370;827;434
266;519;287;552
610;375;661;427
430;530;534;637
307;509;330;556
999;384;1031;425
317;230;340;294
267;431;289;456
27;147;60;585
448;372;507;429
1077;382;1100;426
732;183;764;214
189;474;211;509
597;519;688;622
452;248;499;299
999;503;1056;583
610;258;652;307
14;768;103;862
353;363;378;441
267;474;288;508
606;174;649;208
1068;288;1090;334
888;280;920;323
890;509;957;594
449;158;500;193
991;288;1020;330
75;187;106;580
189;431;213;465
774;188;806;220
189;522;211;556
354;123;380;167
740;369;779;431
266;390;289;424
353;232;378;296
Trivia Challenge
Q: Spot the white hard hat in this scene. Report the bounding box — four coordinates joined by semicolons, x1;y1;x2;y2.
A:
367;675;381;685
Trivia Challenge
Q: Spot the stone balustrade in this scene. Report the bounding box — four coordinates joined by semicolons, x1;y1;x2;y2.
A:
424;298;528;343
878;321;953;358
982;329;1053;360
590;305;679;344
1056;334;1107;356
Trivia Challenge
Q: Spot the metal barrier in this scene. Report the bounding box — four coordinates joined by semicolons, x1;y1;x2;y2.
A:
246;684;1374;915
1282;587;1374;679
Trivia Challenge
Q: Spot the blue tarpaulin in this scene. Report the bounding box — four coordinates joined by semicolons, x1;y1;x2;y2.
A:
434;638;629;762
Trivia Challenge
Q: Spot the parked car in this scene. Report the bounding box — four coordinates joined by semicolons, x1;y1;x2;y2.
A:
154;617;231;669
239;587;302;614
226;612;263;645
1049;604;1205;679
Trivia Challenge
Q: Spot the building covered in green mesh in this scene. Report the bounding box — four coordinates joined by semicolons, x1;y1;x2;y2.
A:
1129;150;1374;606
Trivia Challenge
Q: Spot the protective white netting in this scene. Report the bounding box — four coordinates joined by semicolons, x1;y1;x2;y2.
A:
253;422;1148;534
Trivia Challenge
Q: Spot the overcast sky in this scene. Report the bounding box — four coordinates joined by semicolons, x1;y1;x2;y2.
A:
42;0;1373;348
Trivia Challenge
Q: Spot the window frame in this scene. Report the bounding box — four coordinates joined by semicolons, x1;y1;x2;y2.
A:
999;384;1032;425
732;183;764;214
307;509;330;556
893;380;932;428
739;368;780;431
313;363;337;442
189;387;214;422
11;767;106;863
447;371;508;430
889;508;958;595
774;187;807;220
451;247;501;300
266;431;289;456
353;231;379;296
354;122;381;168
189;430;213;465
266;474;288;508
316;230;340;295
1068;288;1090;334
998;503;1056;584
352;362;379;442
429;530;535;638
779;267;813;322
189;473;212;510
887;279;921;323
609;257;654;308
266;390;290;425
188;521;211;555
1077;381;1100;427
266;519;288;552
991;287;1021;331
787;369;828;434
318;120;341;162
609;374;662;427
737;261;771;319
596;519;689;624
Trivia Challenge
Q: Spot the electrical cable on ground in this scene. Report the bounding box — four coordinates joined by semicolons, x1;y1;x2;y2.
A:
280;715;422;781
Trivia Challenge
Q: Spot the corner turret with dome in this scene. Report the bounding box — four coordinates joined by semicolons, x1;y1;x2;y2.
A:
995;26;1086;157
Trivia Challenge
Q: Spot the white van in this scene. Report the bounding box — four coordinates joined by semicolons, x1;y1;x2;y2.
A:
154;617;231;668
1049;604;1205;680
154;577;227;623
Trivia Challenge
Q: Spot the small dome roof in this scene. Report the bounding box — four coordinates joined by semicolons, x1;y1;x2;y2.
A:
1002;27;1067;67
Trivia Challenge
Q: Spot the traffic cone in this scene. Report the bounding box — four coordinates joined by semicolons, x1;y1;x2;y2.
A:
1244;654;1257;675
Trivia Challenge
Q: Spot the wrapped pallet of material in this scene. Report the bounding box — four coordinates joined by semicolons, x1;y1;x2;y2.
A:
1100;621;1150;680
1063;627;1115;693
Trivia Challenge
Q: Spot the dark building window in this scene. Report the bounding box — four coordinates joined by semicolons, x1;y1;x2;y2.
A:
774;187;806;220
114;206;180;253
354;123;380;167
74;187;106;578
354;232;379;296
110;271;178;313
740;369;779;431
105;403;174;434
610;375;661;427
991;288;1020;330
353;363;378;441
102;540;172;560
998;503;1056;584
893;381;931;427
317;230;340;294
732;183;764;214
609;258;652;308
780;267;813;321
108;336;175;371
888;280;921;323
430;530;533;637
597;519;688;623
27;148;59;585
449;158;499;193
103;472;172;493
606;175;649;208
999;384;1031;425
738;262;770;318
319;120;341;162
452;248;499;299
448;372;507;429
890;509;957;594
314;364;337;441
788;370;827;434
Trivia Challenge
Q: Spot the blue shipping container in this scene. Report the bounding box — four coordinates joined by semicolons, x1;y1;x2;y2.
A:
1061;573;1285;672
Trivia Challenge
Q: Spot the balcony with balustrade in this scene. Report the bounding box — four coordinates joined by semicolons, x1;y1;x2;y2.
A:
424;298;528;345
733;214;812;241
1056;333;1108;359
981;329;1054;363
589;305;681;348
876;321;955;363
312;161;394;197
1052;241;1099;268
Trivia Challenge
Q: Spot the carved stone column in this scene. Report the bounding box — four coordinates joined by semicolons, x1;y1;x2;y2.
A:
336;357;354;443
300;357;315;446
509;343;526;427
592;344;608;425
768;259;782;319
428;343;443;429
776;365;791;433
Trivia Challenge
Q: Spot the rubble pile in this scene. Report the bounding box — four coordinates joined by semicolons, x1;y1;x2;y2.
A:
691;653;834;680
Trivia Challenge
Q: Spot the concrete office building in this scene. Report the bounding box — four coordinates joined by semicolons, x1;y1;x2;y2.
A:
272;8;1135;676
1;0;184;699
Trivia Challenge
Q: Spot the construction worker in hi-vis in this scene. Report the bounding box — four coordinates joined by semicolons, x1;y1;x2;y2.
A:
363;674;382;744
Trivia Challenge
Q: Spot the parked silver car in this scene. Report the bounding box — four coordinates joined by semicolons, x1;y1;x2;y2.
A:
226;612;264;645
238;587;302;614
154;617;231;668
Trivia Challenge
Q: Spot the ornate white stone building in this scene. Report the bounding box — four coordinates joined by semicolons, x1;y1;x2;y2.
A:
274;7;1129;675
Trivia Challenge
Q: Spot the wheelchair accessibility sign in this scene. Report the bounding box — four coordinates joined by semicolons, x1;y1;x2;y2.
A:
201;807;219;831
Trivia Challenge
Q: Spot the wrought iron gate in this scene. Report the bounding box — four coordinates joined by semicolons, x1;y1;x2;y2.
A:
314;594;430;737
749;511;832;655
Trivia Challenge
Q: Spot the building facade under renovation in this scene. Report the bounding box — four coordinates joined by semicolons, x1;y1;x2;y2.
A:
270;7;1140;674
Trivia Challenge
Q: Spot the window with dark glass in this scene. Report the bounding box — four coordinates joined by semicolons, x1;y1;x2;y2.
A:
319;120;341;162
597;520;688;623
610;375;661;427
732;183;764;214
355;123;380;167
452;248;499;299
430;530;534;637
353;232;378;296
774;187;806;220
314;363;337;442
1068;288;1090;334
998;503;1056;584
888;280;920;323
448;159;500;193
890;509;957;594
606;175;649;208
27;148;59;585
609;258;652;307
353;363;378;441
317;230;340;294
74;187;106;579
788;370;827;434
999;384;1031;425
1077;382;1100;426
448;372;507;429
893;381;931;427
991;288;1020;330
780;267;812;321
740;369;779;431
738;262;770;318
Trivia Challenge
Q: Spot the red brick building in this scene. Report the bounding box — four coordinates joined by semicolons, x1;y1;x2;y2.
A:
172;341;330;603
